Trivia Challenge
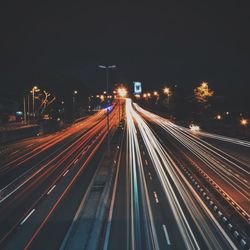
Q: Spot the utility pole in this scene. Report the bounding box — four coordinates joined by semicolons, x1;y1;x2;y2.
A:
23;96;27;124
98;65;116;157
27;95;30;124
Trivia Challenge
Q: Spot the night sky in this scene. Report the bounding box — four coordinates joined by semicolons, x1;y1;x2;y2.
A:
1;1;250;108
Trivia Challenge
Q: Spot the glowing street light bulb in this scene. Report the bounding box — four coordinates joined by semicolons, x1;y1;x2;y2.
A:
100;95;105;101
117;87;127;98
74;90;78;95
163;87;170;94
153;91;158;96
216;114;222;120
147;93;151;97
240;118;248;126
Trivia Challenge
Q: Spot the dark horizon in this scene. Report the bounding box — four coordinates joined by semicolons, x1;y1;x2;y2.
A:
1;2;250;109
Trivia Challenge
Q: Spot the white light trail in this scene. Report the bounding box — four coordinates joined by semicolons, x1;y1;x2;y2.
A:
126;99;238;249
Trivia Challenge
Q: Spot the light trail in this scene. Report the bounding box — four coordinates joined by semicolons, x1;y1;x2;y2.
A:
0;105;120;248
126;99;238;249
134;103;250;221
126;99;159;250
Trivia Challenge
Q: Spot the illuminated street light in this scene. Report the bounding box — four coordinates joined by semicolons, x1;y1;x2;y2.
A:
147;93;151;97
117;87;127;98
240;118;248;126
143;93;147;98
153;91;158;96
98;64;117;157
163;87;170;95
163;87;171;105
117;87;128;122
31;86;40;117
73;90;78;119
216;114;222;120
100;95;105;101
226;111;230;115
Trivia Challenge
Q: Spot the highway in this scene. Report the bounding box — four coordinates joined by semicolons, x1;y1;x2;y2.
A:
0;105;120;249
106;99;248;249
0;98;249;249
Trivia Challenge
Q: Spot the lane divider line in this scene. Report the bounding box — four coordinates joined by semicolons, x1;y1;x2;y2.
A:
20;209;35;226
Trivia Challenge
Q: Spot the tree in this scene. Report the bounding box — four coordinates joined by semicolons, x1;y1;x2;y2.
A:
194;82;214;103
37;90;56;114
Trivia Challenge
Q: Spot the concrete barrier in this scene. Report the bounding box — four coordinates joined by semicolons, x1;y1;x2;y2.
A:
0;125;40;143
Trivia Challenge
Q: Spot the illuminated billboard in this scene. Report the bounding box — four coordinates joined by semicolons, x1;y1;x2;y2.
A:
133;82;142;94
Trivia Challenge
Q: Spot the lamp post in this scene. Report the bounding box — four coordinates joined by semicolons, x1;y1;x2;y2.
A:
98;65;116;157
163;87;171;105
23;96;27;124
117;87;127;123
73;90;78;119
31;86;39;117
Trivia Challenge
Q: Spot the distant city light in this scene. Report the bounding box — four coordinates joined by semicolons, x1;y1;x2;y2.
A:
216;114;222;120
163;87;171;95
117;87;127;98
240;118;248;126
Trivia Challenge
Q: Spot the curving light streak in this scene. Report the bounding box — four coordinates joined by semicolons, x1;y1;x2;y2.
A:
127;99;238;249
126;100;159;250
134;103;250;220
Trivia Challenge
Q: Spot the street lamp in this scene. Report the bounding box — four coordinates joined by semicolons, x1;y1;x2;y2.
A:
117;87;128;123
98;64;116;157
216;114;222;120
31;86;40;117
240;118;248;126
163;87;171;105
73;90;78;119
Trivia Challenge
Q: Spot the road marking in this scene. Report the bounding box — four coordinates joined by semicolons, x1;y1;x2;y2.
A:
63;170;69;176
27;143;34;148
162;224;171;245
153;191;159;203
74;159;79;165
47;185;56;195
148;172;152;180
20;209;35;225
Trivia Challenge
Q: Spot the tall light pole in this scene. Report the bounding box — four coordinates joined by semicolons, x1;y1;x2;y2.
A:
163;87;171;105
27;95;30;123
117;87;127;123
98;65;116;157
23;96;27;124
73;90;78;119
31;86;39;117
